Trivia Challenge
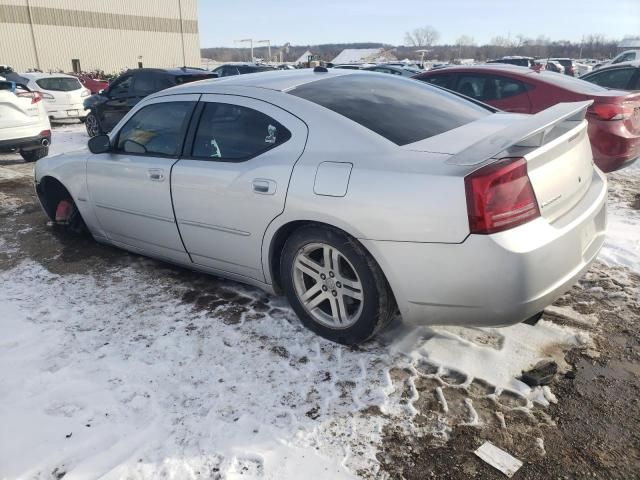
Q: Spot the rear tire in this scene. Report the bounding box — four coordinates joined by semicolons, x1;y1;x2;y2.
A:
281;225;395;345
85;112;101;137
20;146;49;163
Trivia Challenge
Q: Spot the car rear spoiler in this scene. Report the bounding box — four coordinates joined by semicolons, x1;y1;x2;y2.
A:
446;100;593;166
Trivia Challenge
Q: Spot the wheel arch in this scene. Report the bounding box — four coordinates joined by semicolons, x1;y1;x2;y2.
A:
36;175;74;221
265;219;397;309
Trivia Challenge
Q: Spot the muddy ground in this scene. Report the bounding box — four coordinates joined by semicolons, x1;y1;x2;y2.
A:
1;152;639;479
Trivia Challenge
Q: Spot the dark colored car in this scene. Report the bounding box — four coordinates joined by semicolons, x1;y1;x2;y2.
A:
83;68;217;137
413;64;640;172
361;65;416;77
581;62;640;91
487;56;535;67
212;64;276;77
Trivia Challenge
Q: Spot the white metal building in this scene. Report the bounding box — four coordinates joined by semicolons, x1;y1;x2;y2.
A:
0;0;200;73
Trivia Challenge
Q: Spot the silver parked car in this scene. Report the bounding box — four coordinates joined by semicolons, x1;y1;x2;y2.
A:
34;70;607;344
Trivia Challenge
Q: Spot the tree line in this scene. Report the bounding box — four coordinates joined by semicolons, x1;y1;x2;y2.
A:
201;32;626;63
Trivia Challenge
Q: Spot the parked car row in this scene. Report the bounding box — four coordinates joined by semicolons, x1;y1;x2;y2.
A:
415;64;640;172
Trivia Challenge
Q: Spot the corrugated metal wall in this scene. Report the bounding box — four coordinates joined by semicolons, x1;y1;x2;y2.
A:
0;0;200;73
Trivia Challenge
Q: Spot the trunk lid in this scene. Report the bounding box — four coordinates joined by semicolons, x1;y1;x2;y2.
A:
406;101;595;223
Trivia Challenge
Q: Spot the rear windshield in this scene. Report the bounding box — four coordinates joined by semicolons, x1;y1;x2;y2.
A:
536;71;608;93
35;77;82;91
288;73;491;145
175;74;217;85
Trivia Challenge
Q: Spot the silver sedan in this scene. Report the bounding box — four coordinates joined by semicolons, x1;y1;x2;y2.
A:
34;69;607;344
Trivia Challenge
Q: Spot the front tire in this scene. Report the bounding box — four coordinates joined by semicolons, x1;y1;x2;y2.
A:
20;146;48;162
85;112;101;137
281;225;395;345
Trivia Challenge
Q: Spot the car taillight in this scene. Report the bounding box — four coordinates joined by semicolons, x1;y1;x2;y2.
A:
465;157;540;235
588;103;634;121
17;91;42;104
80;88;90;97
40;129;51;138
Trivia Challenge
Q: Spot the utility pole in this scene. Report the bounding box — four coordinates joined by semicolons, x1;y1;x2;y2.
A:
177;0;186;67
257;40;271;63
26;0;41;70
235;39;254;62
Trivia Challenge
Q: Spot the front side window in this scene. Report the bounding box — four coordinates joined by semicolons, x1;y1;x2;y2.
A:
117;101;195;156
192;102;291;160
109;75;133;98
586;68;635;89
132;71;158;96
35;77;82;92
289;74;490;146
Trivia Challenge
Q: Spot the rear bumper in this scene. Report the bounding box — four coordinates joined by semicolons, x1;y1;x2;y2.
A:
361;168;608;327
46;103;90;119
0;131;50;153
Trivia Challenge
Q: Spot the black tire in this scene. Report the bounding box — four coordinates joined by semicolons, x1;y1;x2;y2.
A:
85;112;101;137
281;225;395;345
20;146;48;162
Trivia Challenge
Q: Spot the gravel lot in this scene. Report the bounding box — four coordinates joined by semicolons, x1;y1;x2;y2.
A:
1;123;639;479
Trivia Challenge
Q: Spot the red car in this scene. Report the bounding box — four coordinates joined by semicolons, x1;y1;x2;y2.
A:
414;65;640;172
68;74;109;94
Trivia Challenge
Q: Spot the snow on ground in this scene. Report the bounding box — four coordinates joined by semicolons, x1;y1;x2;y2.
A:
600;160;640;271
0;125;638;479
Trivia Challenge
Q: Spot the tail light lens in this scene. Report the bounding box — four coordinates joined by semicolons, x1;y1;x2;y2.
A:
17;91;42;104
465;158;540;234
81;88;90;97
40;129;51;138
588;103;635;121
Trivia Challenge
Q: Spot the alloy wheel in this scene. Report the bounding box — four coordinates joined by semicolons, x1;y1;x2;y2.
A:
85;114;99;137
291;242;364;329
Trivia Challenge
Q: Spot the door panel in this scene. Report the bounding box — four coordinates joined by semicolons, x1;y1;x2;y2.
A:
172;94;308;280
87;94;199;263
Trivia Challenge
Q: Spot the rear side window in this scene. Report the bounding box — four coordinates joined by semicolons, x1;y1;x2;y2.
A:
456;75;527;101
585;68;636;90
192;102;291;161
536;71;608;94
289;74;490;145
175;74;217;85
35;77;81;91
420;74;454;89
117;101;195;157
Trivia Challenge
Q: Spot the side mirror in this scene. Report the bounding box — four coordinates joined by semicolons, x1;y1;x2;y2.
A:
88;134;111;154
98;88;105;95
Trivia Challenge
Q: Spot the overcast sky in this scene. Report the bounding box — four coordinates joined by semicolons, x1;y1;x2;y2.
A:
197;0;639;47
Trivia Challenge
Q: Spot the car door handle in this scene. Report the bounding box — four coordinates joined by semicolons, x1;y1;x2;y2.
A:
148;169;165;181
252;179;276;195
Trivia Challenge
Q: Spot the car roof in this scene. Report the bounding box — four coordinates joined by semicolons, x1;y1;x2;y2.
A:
121;67;211;76
215;63;271;67
162;68;356;94
420;64;536;75
19;72;77;79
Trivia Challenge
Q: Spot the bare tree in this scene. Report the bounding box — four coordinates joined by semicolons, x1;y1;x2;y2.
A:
490;35;513;48
404;26;440;47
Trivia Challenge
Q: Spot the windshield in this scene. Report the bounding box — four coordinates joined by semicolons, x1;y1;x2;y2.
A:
536;71;609;93
35;77;82;92
289;73;491;146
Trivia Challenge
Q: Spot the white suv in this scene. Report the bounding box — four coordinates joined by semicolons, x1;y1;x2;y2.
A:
15;73;90;121
595;50;640;70
0;80;51;162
